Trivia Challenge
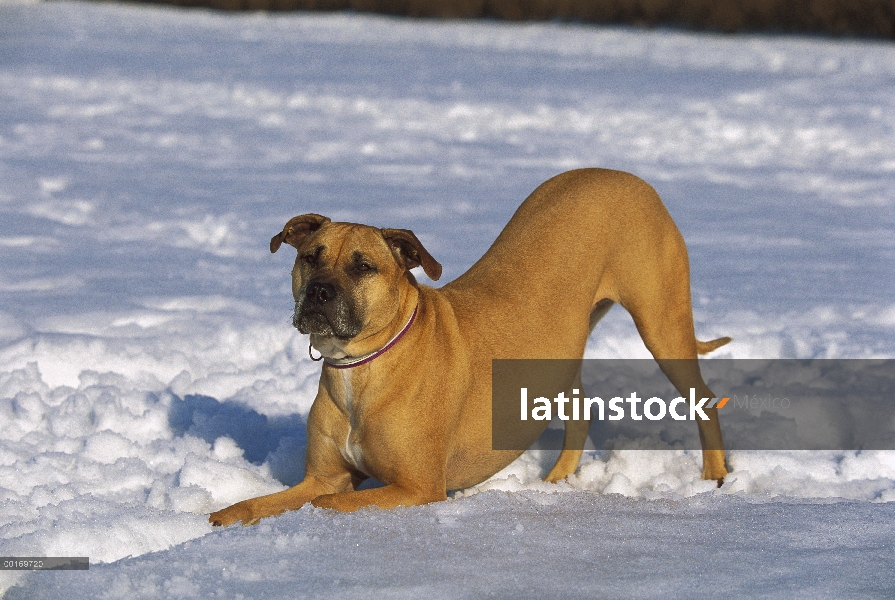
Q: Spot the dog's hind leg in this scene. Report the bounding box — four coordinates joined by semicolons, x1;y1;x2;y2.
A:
544;373;590;483
588;298;615;331
634;330;728;481
544;419;589;483
544;300;615;483
650;356;728;483
621;254;729;483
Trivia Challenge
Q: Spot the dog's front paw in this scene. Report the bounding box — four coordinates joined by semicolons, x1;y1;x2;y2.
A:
209;501;260;527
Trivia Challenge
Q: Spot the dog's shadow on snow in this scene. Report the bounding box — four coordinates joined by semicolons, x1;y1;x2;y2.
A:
168;394;308;486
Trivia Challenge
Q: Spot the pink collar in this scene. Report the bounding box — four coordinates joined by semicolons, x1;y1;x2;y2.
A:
322;305;418;369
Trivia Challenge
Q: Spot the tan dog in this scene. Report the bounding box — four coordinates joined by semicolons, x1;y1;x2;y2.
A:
210;168;730;527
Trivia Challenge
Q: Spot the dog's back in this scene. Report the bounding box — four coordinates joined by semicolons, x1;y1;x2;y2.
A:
441;168;683;359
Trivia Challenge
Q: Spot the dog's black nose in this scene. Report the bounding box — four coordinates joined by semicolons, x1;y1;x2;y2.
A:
306;281;336;305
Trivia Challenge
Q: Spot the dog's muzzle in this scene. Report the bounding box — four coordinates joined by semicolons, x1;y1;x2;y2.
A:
293;280;361;339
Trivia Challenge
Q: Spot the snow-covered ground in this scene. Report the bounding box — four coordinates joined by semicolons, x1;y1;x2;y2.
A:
1;2;894;596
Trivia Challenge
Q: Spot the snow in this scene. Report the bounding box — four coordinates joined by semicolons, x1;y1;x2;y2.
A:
1;1;893;596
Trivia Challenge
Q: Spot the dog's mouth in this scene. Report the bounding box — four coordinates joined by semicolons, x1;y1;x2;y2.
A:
294;309;333;335
293;302;361;340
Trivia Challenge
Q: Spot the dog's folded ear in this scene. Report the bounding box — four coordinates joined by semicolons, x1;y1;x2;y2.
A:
270;214;330;253
381;228;442;281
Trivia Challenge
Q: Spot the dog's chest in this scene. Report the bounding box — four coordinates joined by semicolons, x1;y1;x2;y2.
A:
336;370;368;474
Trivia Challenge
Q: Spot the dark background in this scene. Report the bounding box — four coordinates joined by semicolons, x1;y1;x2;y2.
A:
121;0;895;38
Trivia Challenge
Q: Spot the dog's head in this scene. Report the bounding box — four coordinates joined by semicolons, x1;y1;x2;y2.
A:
270;214;441;357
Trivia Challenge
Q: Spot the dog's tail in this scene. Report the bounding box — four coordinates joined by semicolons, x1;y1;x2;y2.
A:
696;336;732;355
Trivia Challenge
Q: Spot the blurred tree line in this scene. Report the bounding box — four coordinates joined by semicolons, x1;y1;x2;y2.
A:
128;0;895;38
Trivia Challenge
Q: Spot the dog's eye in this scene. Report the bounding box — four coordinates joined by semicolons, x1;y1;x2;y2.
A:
301;254;317;266
352;259;377;275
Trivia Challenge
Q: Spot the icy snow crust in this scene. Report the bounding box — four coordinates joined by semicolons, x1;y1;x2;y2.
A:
1;2;894;597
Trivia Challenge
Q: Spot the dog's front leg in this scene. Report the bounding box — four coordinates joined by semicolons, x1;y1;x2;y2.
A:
210;473;352;527
310;482;447;512
210;394;358;526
